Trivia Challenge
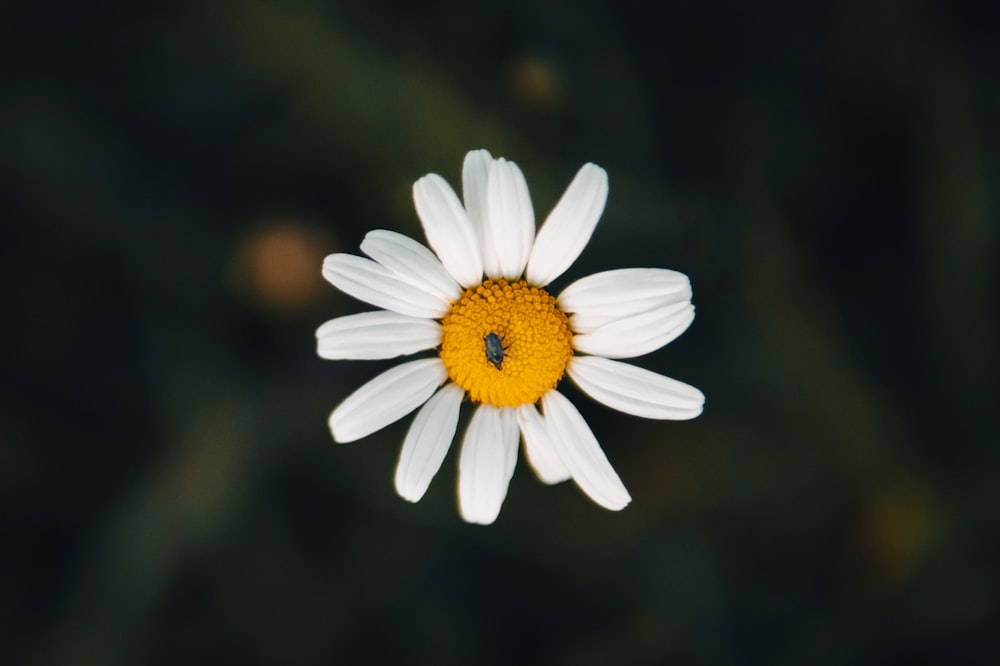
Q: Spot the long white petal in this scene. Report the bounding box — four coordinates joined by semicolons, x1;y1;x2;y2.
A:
413;173;483;287
559;268;692;332
458;405;519;525
568;356;704;420
462;150;501;278
486;158;535;279
394;383;464;502
328;359;447;443
360;230;461;302
572;302;695;358
462;150;493;229
316;311;441;360
322;254;450;318
526;163;608;287
516;404;571;484
540;390;631;511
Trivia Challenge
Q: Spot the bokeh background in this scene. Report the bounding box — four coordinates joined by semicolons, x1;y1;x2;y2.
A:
3;1;997;664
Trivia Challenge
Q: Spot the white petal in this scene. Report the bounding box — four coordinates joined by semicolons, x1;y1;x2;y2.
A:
540;390;631;511
559;268;692;332
328;359;447;443
462;150;493;228
413;173;484;287
462;150;502;279
360;230;462;302
394;382;464;502
568;356;704;420
516;404;571;484
322;254;450;318
316;311;441;360
485;158;535;279
458;405;519;525
572;301;695;358
526;163;608;287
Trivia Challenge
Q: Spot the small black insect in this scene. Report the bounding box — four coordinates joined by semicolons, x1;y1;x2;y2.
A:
484;332;506;370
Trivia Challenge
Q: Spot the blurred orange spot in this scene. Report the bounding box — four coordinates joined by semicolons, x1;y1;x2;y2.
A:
860;475;940;587
507;55;562;110
235;220;336;315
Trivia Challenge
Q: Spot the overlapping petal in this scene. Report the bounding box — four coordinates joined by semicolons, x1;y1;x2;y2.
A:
316;311;441;360
462;149;501;277
540;390;631;511
568;356;704;420
485;158;535;279
413;173;483;287
360;230;461;303
328;359;448;443
322;254;450;318
526;163;608;287
458;405;519;525
559;268;692;332
516;404;571;484
572;301;695;358
394;383;464;502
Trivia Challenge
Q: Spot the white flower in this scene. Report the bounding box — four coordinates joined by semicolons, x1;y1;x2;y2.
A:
317;150;704;524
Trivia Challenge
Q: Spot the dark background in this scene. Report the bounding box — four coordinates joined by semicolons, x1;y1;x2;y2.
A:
3;1;997;664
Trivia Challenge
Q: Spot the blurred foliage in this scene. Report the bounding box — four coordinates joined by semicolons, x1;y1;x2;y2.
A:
2;1;997;664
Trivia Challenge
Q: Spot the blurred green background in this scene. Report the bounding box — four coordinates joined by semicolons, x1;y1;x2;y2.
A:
3;1;997;664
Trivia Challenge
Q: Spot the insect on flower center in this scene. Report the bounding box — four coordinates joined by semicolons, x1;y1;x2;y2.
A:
440;279;573;407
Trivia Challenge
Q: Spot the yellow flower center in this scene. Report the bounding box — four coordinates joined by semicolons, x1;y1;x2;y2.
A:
440;279;573;407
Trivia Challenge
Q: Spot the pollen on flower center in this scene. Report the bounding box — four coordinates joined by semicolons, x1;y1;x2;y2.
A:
440;279;573;407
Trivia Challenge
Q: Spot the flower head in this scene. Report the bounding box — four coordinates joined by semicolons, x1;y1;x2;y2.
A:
317;150;704;524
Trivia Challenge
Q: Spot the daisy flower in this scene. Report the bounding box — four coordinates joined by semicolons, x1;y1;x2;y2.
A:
317;150;704;524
